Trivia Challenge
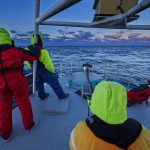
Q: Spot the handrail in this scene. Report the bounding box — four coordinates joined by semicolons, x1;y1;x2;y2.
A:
40;21;150;30
36;0;81;24
56;60;149;90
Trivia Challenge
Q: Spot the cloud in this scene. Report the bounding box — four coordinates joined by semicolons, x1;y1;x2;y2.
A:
55;35;74;41
116;31;125;35
43;33;49;37
74;31;94;41
26;31;50;38
16;33;28;37
10;28;150;46
68;31;75;34
55;30;95;42
102;30;126;41
142;36;150;40
27;31;33;34
43;34;50;39
10;30;18;34
57;29;66;35
11;30;51;40
45;30;150;45
128;33;141;39
104;34;122;41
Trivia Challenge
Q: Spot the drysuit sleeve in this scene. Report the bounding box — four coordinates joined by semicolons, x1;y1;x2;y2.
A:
19;44;41;61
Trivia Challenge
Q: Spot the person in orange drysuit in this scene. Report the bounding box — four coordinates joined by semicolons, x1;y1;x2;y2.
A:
70;81;150;150
0;28;41;141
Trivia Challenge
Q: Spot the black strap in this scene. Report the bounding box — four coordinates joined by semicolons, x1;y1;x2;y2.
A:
0;44;14;53
0;44;41;57
17;44;41;57
0;67;22;74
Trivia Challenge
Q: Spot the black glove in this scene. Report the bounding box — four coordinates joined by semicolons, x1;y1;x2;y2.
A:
26;44;41;56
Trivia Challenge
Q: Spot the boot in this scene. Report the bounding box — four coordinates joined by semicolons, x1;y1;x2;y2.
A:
39;93;49;100
59;93;69;100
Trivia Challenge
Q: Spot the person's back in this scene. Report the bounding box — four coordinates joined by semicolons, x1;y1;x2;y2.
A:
1;46;30;87
0;28;41;141
70;81;150;150
0;33;40;93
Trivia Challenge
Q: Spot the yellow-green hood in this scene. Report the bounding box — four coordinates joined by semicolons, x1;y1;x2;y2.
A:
30;32;43;45
0;28;12;45
89;80;127;124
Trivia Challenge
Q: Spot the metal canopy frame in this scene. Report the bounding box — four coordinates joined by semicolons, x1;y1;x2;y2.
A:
32;0;150;93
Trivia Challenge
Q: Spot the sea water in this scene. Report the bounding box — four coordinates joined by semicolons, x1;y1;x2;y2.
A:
47;46;150;89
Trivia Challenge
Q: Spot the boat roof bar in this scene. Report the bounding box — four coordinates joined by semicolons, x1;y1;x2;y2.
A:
41;21;91;28
35;0;81;24
91;14;124;27
125;0;150;18
127;25;150;30
91;0;150;27
40;20;150;30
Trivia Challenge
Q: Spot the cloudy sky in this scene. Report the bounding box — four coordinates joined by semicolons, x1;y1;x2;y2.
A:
0;0;150;46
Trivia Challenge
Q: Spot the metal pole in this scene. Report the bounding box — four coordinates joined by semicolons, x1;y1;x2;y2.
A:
33;0;40;94
123;0;150;19
126;25;150;30
41;20;90;28
40;20;150;30
35;0;81;24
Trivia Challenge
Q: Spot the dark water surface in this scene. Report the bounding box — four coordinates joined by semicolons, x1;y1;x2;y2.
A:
47;46;150;89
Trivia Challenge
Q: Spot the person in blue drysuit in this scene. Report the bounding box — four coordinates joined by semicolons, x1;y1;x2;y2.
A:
26;32;69;100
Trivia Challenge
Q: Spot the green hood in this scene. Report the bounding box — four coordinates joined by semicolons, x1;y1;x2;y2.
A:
89;80;127;124
0;28;12;45
30;32;43;45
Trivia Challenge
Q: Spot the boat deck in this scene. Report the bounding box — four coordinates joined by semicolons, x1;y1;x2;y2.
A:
0;72;150;150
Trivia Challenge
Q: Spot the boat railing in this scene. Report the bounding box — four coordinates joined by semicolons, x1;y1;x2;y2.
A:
55;60;149;91
55;59;83;78
25;71;33;93
25;72;33;77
